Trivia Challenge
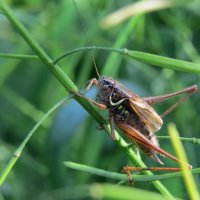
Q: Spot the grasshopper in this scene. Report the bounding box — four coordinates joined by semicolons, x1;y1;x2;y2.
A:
79;73;197;179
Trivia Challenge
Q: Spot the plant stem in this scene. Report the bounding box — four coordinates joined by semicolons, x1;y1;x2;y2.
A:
157;136;200;145
127;50;200;74
0;53;38;60
53;46;200;74
64;161;200;182
53;46;127;65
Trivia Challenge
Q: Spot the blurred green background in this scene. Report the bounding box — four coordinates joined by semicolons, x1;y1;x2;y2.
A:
0;0;200;199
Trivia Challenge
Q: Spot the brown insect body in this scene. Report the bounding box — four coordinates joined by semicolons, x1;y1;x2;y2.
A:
96;76;164;164
74;61;197;176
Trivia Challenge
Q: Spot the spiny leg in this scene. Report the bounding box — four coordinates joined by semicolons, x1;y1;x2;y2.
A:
119;123;192;184
118;123;185;165
123;166;183;172
109;111;116;140
122;165;190;185
143;85;197;118
86;78;98;91
161;88;197;118
75;78;108;109
122;166;133;185
143;85;197;105
123;166;182;184
80;78;98;94
75;92;107;109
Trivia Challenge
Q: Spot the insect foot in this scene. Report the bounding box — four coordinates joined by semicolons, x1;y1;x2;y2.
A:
122;166;133;186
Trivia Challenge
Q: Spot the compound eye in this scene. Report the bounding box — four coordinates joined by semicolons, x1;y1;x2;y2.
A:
102;80;109;85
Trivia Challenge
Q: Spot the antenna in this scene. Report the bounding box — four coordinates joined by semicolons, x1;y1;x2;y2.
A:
73;0;100;77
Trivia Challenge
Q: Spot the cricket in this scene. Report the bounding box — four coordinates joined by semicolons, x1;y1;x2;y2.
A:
80;70;197;181
68;0;198;181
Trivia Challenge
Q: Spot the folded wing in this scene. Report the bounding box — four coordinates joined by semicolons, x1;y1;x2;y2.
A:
129;97;163;133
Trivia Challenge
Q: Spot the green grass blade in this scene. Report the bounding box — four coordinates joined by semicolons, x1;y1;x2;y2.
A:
54;46;200;74
33;183;182;200
168;123;200;200
0;53;38;60
101;183;179;200
64;161;200;182
0;96;69;186
126;50;200;74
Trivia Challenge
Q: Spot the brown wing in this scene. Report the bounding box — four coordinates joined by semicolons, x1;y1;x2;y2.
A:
129;97;163;133
117;122;181;164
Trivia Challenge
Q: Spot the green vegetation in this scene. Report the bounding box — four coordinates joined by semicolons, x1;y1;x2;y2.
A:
0;0;200;199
